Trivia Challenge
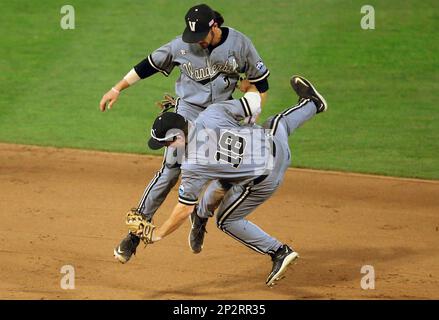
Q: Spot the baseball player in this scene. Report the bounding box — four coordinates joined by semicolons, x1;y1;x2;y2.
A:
99;4;270;263
133;75;327;286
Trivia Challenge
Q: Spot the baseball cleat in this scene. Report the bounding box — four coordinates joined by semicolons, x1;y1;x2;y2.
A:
266;245;299;287
113;232;140;264
188;207;208;254
290;75;328;113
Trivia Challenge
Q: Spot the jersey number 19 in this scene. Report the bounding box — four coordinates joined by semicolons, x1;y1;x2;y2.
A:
215;131;247;168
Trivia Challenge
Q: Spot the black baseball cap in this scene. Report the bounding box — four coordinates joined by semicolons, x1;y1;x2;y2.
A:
182;4;215;43
148;112;187;150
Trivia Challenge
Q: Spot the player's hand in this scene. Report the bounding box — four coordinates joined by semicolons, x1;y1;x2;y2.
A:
99;88;119;112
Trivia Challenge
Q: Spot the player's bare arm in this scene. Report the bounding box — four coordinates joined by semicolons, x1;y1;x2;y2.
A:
99;68;141;112
154;203;195;241
125;201;194;243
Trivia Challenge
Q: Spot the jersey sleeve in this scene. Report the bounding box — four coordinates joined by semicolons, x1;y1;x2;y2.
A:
148;41;177;76
242;37;270;85
133;40;177;78
178;170;210;205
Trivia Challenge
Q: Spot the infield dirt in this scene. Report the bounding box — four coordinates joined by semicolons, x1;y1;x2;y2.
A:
1;143;438;299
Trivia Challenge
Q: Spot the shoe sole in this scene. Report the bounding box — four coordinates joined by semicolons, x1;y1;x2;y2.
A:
113;248;128;264
188;215;203;254
290;75;328;112
266;252;300;287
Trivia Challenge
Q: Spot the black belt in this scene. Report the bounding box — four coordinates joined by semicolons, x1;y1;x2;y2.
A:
253;174;268;185
272;140;276;157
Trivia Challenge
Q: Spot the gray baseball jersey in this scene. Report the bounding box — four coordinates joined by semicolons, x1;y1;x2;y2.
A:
148;27;269;109
178;97;274;205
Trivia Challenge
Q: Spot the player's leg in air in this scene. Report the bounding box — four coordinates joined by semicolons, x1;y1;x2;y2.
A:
263;75;327;141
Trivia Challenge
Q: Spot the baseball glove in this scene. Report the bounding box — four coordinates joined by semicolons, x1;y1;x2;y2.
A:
126;209;156;245
156;93;178;113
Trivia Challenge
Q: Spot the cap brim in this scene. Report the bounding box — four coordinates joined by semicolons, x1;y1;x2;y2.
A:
148;137;166;150
182;27;209;43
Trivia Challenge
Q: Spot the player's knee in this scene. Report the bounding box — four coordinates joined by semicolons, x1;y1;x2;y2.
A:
216;216;233;231
215;216;224;229
197;203;213;218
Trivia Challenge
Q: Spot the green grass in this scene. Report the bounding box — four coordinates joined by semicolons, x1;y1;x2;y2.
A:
0;0;438;179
